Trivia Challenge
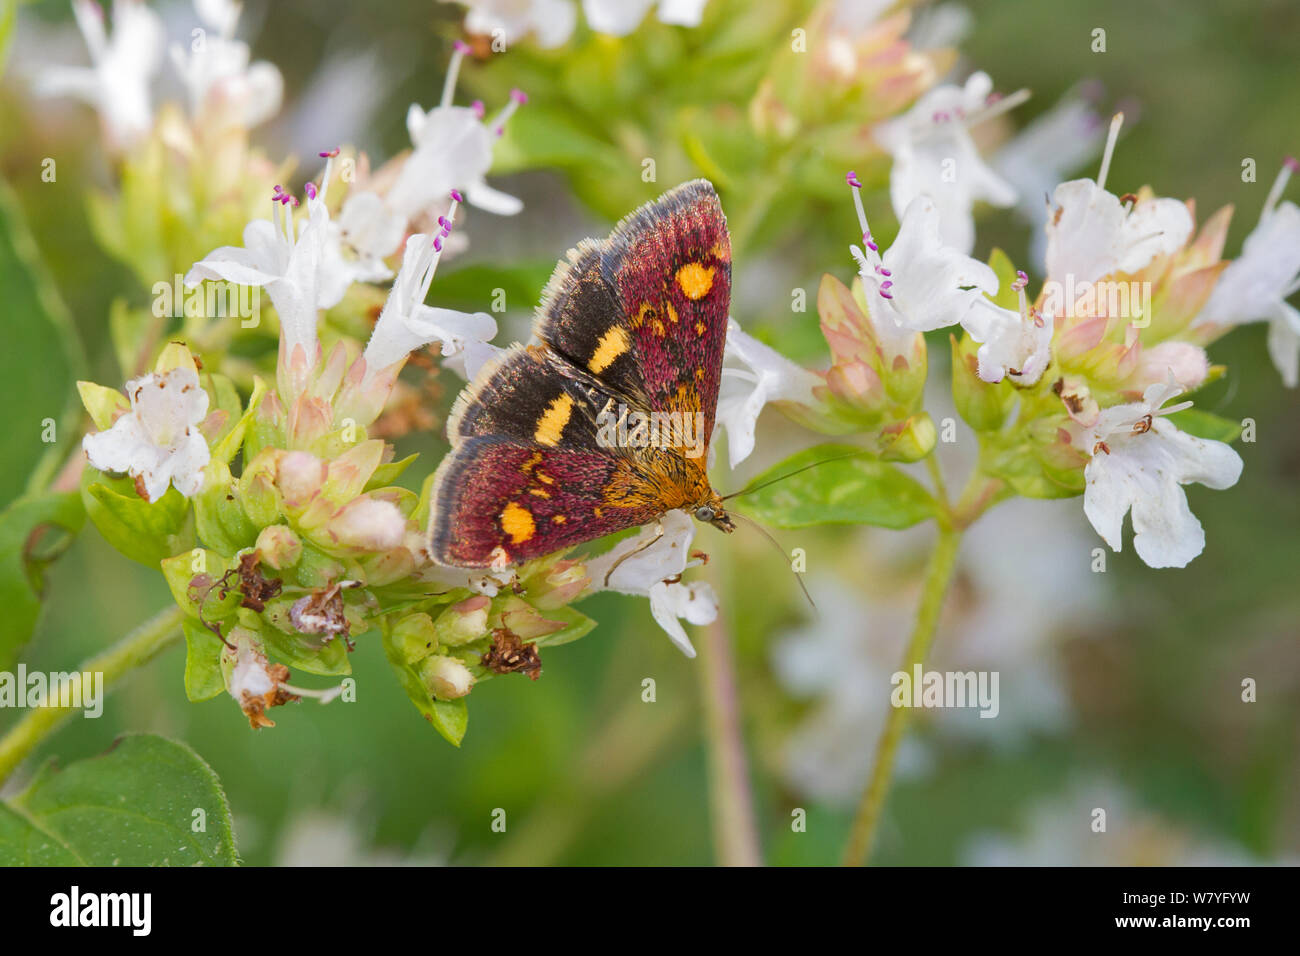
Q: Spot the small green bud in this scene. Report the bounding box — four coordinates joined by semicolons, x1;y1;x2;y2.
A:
876;412;937;462
255;524;302;570
434;595;492;647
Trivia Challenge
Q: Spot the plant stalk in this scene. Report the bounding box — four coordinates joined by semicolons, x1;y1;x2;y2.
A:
0;605;185;785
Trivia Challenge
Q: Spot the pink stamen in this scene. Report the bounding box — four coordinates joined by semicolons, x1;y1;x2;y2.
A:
511;89;528;104
879;289;894;299
318;148;340;158
1286;156;1300;173
433;236;443;252
454;40;471;54
471;100;485;119
304;181;318;200
450;189;464;203
846;170;862;188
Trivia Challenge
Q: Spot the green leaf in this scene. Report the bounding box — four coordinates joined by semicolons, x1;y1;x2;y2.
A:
366;453;419;492
0;492;85;670
0;176;87;505
740;444;938;529
0;804;84;865
531;606;596;648
182;619;228;702
3;734;237;866
1168;409;1242;443
82;469;192;567
381;620;467;746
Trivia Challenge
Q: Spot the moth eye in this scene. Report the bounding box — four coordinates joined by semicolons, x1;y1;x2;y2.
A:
694;506;715;522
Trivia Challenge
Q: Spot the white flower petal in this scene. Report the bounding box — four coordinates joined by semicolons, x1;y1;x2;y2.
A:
717;321;819;468
1045;179;1194;285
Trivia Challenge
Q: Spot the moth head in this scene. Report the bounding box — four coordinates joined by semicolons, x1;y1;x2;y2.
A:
694;498;734;533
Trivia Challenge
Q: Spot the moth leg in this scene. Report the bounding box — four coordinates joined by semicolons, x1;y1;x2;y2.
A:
602;521;665;588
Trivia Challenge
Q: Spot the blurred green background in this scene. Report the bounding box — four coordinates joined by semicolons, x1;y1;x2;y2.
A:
1;0;1297;865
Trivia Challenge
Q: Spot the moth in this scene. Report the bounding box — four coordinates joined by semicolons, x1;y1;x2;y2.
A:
429;179;734;569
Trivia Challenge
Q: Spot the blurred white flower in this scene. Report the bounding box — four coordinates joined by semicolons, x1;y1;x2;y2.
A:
773;395;1103;804
1191;159;1300;386
1077;375;1242;569
1044;114;1193;286
170;0;283;128
82;365;210;502
964;780;1262;866
33;0;165;151
450;0;707;46
585;509;718;658
992;83;1107;264
873;71;1019;254
277;811;449;867
716;320;820;469
338;43;524;263
452;0;577;48
848;183;1001;336
584;0;708;34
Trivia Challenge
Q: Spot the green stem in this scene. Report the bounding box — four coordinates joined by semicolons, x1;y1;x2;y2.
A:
699;611;763;866
840;524;962;866
0;606;185;785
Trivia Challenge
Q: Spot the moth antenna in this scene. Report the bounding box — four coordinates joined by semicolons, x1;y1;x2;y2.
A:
722;447;871;502
728;511;817;615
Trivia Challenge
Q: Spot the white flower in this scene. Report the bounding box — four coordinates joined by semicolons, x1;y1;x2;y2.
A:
453;0;578;48
1077;376;1242;568
584;509;718;658
992;83;1106;264
873;71;1020;254
228;630;275;701
1045;113;1193;286
848;184;1001;335
584;0;708;33
338;43;524;263
360;217;497;387
170;0;283;128
961;270;1054;385
186;156;376;395
33;0;165;151
82;366;211;502
716;320;820;469
1191;159;1300;386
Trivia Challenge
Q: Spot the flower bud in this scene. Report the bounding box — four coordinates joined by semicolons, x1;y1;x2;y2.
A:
154;341;199;375
420;654;475;701
434;595;491;647
255;524;302;570
392;612;437;665
238;448;283;527
527;559;591;610
875;412;936;462
950;333;1014;432
323;496;406;553
276;450;325;513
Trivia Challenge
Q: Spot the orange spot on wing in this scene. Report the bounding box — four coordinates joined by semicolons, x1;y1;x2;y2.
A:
501;502;536;544
677;262;715;300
